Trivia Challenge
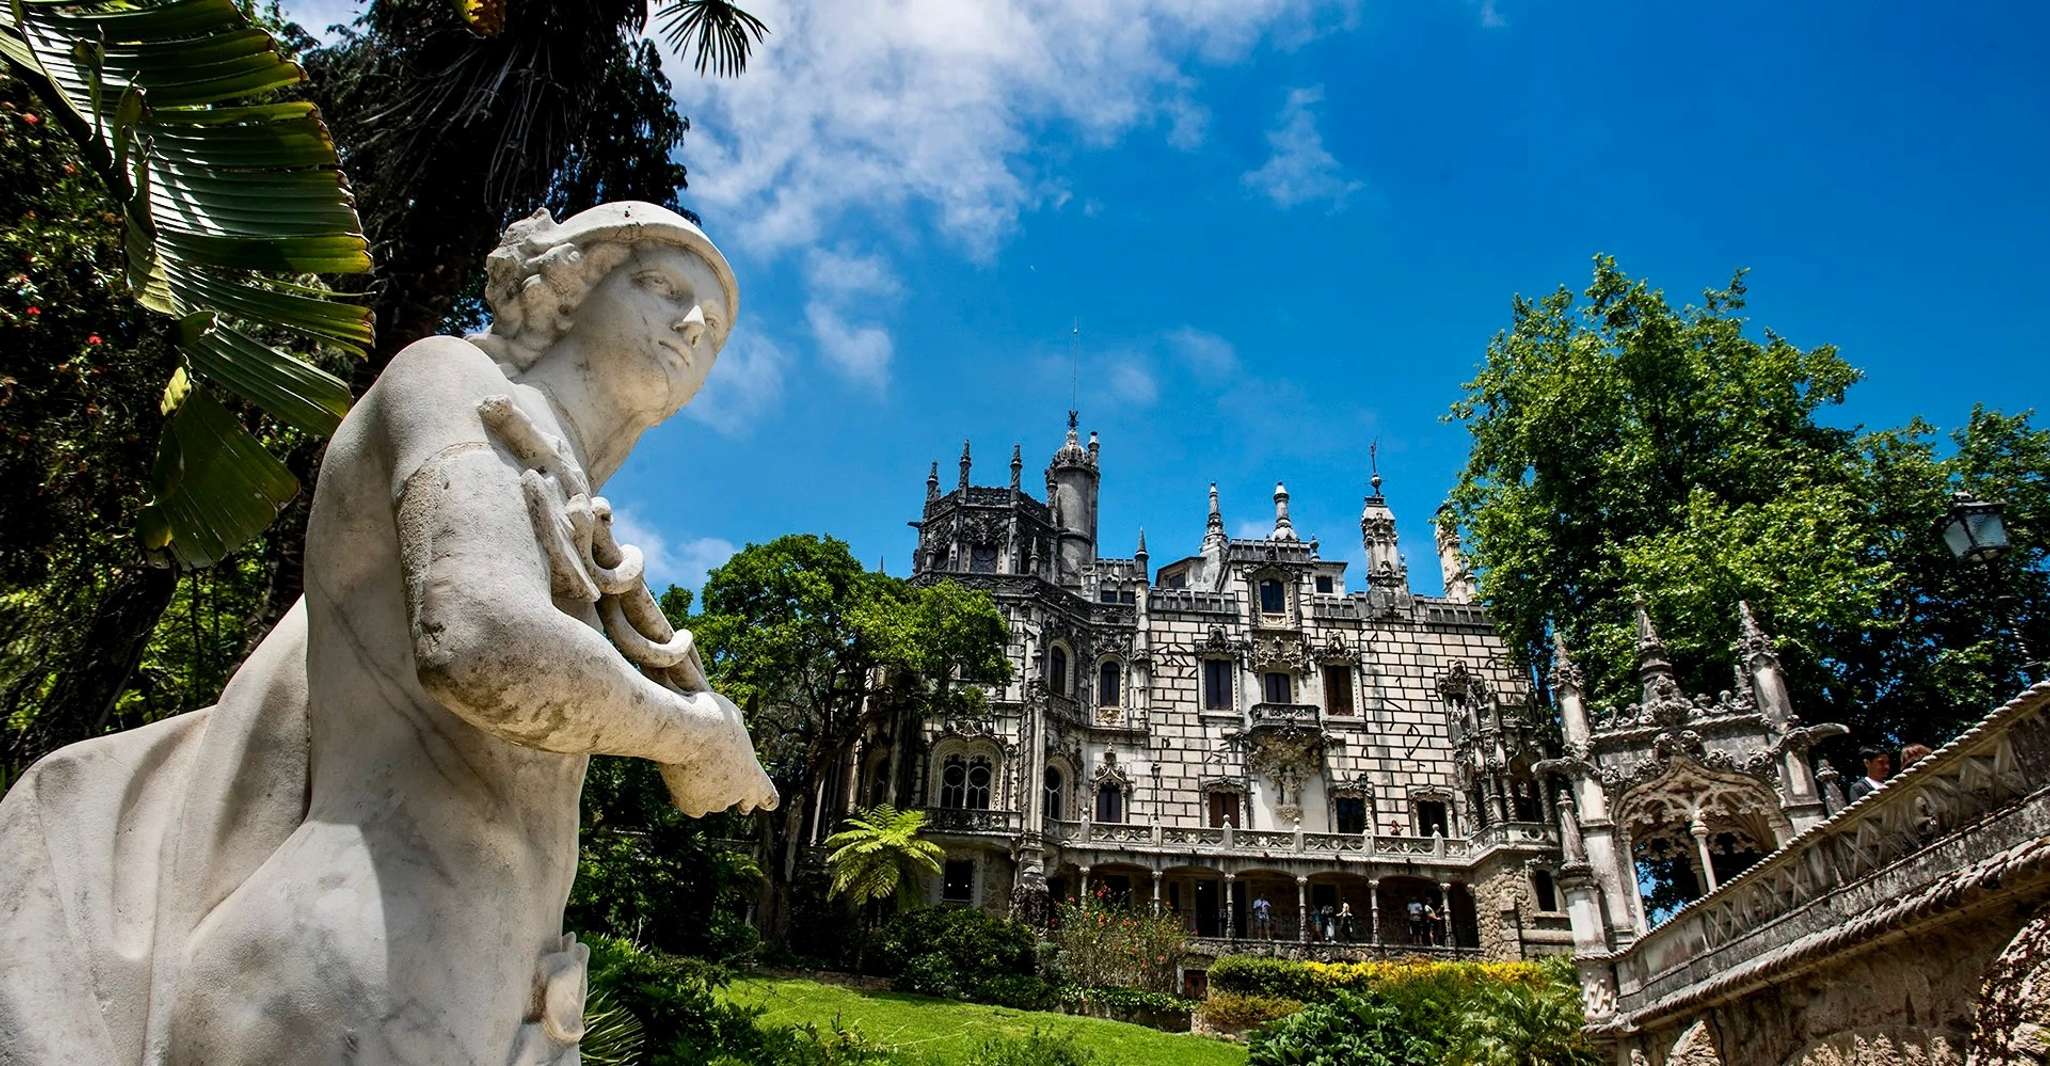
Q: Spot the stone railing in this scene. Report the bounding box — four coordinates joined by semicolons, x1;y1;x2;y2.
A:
1470;821;1556;849
1148;588;1239;615
922;807;1023;835
1187;934;1480;962
1049;820;1474;863
1248;702;1321;730
1309;598;1362;621
1046;692;1079;718
1597;681;2050;1027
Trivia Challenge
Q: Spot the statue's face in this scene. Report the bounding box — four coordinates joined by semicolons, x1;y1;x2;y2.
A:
569;242;730;414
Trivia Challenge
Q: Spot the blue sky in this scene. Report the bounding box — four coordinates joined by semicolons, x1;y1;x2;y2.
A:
294;0;2050;593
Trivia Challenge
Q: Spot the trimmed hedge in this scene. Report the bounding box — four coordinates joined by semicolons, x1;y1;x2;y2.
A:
1207;955;1552;1003
1199;991;1302;1032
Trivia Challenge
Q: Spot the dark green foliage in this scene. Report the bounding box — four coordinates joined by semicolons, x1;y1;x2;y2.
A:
1447;256;2049;752
1244;958;1596;1066
873;906;1050;1008
1206;956;1321;1001
1199;992;1302;1032
584;936;767;1066
569;757;763;961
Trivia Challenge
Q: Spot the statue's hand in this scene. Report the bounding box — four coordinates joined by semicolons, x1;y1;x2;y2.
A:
658;688;778;818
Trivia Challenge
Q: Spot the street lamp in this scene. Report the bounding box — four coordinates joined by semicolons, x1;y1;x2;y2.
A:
1941;491;2038;682
1940;491;2011;564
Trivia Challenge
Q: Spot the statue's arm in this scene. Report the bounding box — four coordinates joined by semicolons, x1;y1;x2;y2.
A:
395;445;721;764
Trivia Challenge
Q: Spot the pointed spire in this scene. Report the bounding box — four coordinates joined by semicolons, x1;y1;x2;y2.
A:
926;460;940;501
958;438;972;491
1204;482;1227;551
1360;449;1404;587
1087;430;1099;463
1135;527;1148;560
1634;594;1674;684
1010;443;1023;491
1272;481;1299;542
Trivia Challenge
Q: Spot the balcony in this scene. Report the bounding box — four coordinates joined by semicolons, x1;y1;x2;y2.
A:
1049;819;1475;864
1468;821;1557;849
1247;702;1320;731
922;807;1022;835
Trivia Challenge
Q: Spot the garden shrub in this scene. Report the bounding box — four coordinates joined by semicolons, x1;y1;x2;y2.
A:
1209;955;1551;1003
1049;899;1187;994
1200;991;1303;1032
1242;956;1597;1066
872;905;1045;1005
965;1029;1098;1066
584;935;767;1066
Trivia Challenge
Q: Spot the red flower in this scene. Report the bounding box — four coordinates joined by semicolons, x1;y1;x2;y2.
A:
25;306;38;316
21;113;38;125
86;334;101;345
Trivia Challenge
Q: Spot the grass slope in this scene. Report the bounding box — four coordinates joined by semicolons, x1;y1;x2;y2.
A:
725;976;1247;1066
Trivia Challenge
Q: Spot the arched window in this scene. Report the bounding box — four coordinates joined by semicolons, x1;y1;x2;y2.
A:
1095;783;1124;824
1050;646;1069;694
1098;660;1121;707
966;757;992;809
1044;766;1064;821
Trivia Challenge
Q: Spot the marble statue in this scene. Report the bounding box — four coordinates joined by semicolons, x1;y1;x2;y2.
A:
0;202;778;1066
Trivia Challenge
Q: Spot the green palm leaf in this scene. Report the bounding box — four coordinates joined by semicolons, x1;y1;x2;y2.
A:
2;0;373;568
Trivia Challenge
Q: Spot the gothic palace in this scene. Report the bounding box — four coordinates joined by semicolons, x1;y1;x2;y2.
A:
873;413;1570;964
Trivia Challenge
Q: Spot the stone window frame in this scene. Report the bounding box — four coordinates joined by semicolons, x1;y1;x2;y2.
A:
1525;861;1563;915
1410;786;1458;838
1328;778;1375;835
1089;751;1135;824
1047;640;1074;696
1246;563;1296;622
1318;660;1358;717
1200;655;1238;714
1096;656;1125;709
939;854;978;906
1259;668;1295;705
1199;778;1250;829
1043;752;1079;824
930;738;1003;812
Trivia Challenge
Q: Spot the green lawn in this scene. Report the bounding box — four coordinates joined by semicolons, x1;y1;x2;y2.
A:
724;975;1248;1066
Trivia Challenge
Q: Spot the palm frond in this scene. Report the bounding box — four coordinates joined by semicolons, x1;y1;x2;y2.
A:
2;0;372;568
653;0;768;78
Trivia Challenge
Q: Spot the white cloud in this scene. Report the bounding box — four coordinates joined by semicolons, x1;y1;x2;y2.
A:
610;508;737;592
1164;94;1211;150
686;329;788;435
1166;326;1238;380
805;303;894;389
1241;85;1362;209
1107;359;1159;406
680;0;1346;259
1233;517;1275;540
804;245;902;301
1478;0;1508;29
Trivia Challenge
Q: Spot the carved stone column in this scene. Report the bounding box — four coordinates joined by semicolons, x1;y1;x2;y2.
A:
1079;865;1092;901
1690;819;1718;894
1368;877;1381;945
1224;873;1237;940
1151;869;1163;916
1438;881;1454;948
1296;876;1310;943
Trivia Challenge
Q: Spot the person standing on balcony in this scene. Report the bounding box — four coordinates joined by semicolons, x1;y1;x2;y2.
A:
1849;745;1893;802
1251;894;1273;939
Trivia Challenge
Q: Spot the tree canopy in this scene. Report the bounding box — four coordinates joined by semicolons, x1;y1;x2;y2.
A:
1447;255;2047;750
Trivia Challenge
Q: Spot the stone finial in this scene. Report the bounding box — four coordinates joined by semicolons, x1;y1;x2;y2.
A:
1552;631;1584;692
1735;599;1776;664
1204;482;1227;552
1010;443;1023;490
1135;527;1148;561
958;439;972;491
1272;482;1299;542
1087;430;1099;461
1434;505;1479;604
1634;594;1676;685
926;460;940;501
1050;409;1094;471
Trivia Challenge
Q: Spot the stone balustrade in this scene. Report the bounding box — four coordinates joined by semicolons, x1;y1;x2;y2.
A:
1039;818;1522;867
921;806;1024;835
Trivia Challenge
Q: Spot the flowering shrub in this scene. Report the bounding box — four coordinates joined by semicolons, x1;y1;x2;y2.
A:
1049;897;1187;994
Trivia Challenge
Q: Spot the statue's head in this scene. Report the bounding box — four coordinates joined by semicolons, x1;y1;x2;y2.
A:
469;202;739;415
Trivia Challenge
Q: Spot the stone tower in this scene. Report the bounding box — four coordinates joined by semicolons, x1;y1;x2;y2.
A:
1046;410;1099;586
1360;469;1405;590
1434;507;1479;604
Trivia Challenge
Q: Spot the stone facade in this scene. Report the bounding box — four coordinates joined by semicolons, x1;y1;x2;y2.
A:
840;416;1568;963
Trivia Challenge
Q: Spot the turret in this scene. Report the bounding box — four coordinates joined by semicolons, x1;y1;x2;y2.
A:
925;460;940;501
1271;482;1299;542
958;439;972;493
1633;595;1675;696
1046;410;1099;585
1360;469;1405;589
1134;527;1149;580
1553;632;1590;747
1434;507;1478;603
1010;443;1023;492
